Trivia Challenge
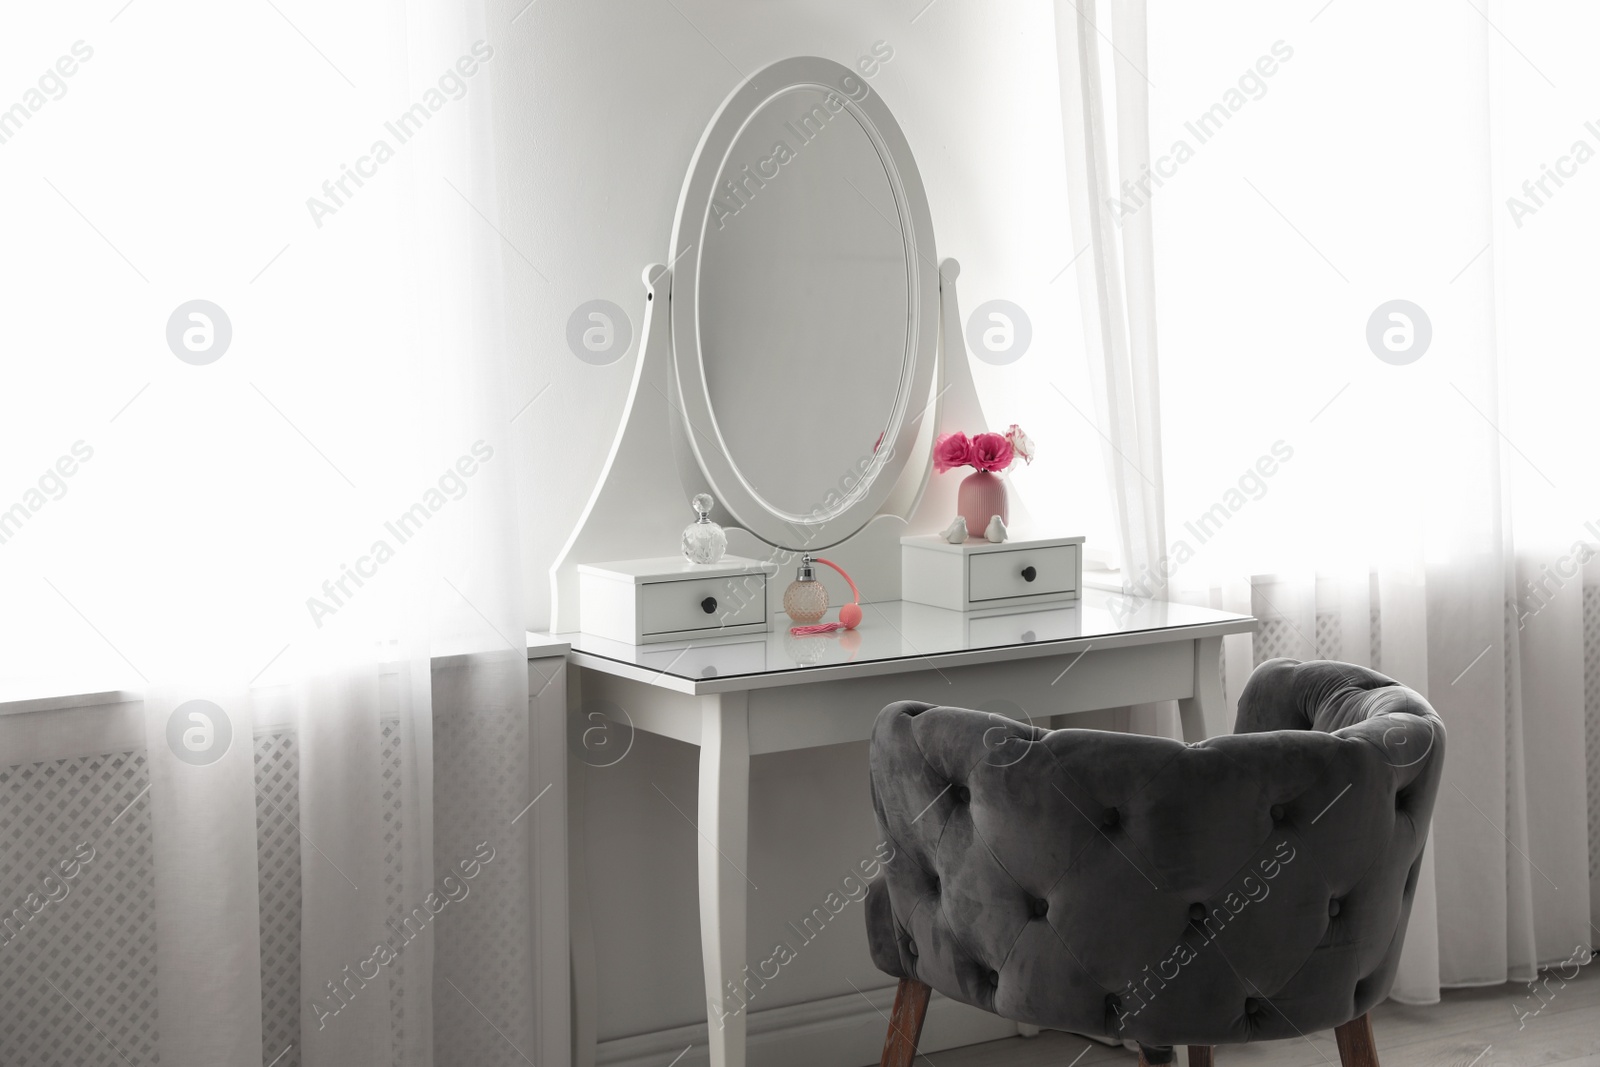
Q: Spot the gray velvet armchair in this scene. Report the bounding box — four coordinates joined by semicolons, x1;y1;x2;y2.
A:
863;658;1445;1067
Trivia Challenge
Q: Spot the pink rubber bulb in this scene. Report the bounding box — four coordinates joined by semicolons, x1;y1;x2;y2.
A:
838;602;863;629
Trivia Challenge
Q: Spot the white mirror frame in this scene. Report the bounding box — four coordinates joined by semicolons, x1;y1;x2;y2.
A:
548;63;1001;635
669;55;938;550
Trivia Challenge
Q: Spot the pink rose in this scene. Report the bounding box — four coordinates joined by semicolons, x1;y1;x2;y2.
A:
969;432;1015;473
1005;424;1034;465
933;432;973;474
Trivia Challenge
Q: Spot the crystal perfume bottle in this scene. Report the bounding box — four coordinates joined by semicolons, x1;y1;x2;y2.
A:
783;555;829;623
681;493;727;565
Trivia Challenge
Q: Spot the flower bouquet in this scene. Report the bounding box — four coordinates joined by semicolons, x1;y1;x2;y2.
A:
933;424;1033;540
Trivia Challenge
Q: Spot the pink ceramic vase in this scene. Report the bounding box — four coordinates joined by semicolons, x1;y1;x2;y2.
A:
957;470;1008;538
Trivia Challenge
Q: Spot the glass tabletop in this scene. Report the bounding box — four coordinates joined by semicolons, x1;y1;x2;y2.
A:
553;590;1254;686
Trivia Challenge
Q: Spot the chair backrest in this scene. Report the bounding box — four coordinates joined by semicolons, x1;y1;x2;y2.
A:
864;658;1444;1047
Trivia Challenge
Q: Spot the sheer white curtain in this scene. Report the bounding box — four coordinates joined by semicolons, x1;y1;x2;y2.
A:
1054;0;1168;599
0;0;534;1064
1056;0;1595;1002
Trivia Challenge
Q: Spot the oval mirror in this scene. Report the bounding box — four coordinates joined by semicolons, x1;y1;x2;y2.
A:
671;56;937;550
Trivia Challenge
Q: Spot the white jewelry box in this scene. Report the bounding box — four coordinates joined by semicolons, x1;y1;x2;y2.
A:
578;556;771;645
900;534;1085;612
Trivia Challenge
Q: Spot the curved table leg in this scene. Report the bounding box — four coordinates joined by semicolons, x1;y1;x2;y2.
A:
699;691;751;1067
567;670;598;1067
1177;635;1226;742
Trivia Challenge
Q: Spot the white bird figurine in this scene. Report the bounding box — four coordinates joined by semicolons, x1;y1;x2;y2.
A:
984;515;1009;543
941;516;968;544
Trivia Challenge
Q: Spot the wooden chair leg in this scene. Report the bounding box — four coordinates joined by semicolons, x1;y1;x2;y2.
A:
879;977;933;1067
1188;1046;1215;1067
1334;1012;1380;1067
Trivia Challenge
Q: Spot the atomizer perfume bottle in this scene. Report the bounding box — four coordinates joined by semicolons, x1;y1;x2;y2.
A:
783;555;829;624
681;493;727;565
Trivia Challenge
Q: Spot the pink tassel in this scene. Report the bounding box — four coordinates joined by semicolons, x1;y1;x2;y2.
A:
789;621;850;635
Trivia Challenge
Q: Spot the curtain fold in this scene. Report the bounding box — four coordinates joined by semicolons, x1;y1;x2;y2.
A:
1056;0;1595;1006
0;0;534;1062
143;680;266;1067
1054;0;1168;591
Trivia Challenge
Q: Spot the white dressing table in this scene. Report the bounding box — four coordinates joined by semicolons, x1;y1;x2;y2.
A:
554;591;1254;1067
543;52;1259;1067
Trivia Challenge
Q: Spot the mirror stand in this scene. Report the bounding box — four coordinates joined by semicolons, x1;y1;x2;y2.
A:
549;263;680;633
548;257;1021;633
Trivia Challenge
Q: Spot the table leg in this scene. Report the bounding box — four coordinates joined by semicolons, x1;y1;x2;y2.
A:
529;656;572;1067
1177;635;1226;742
567;670;598;1067
699;691;751;1067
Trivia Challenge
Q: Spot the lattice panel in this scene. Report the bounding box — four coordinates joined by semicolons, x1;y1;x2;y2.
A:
0;695;509;1064
431;682;534;1067
1585;585;1600;887
381;718;409;1067
256;730;302;1067
1314;612;1342;660
1251;610;1381;670
1506;604;1517;786
1252;616;1335;666
1371;606;1382;672
0;749;160;1066
253;722;410;1067
1252;618;1293;666
1497;604;1510;739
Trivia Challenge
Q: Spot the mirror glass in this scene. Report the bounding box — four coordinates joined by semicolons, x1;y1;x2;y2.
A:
696;86;910;519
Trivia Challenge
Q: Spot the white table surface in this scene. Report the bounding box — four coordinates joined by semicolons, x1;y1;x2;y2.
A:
551;589;1255;694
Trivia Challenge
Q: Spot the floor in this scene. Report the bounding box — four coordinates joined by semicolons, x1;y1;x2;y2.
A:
889;964;1599;1067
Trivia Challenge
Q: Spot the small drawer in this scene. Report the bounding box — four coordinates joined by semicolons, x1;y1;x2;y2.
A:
969;545;1079;602
579;555;771;645
901;534;1083;612
639;575;767;636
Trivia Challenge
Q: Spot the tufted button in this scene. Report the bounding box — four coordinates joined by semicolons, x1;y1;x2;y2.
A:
1270;804;1286;822
1101;807;1120;829
929;876;939;895
987;969;1000;987
906;939;918;957
1105;992;1121;1015
1188;902;1207;922
1245;997;1263;1016
1329;898;1341;917
1030;897;1049;919
954;784;971;804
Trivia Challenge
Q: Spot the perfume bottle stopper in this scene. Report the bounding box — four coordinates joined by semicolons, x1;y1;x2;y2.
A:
681;492;727;564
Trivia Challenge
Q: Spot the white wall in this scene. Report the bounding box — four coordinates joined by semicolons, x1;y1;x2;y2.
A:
498;0;1102;1050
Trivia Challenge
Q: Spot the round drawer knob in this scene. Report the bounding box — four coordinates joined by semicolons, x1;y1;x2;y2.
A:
1020;565;1037;582
701;596;718;614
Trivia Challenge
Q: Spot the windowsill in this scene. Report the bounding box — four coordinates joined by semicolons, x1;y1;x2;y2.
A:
0;633;570;717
